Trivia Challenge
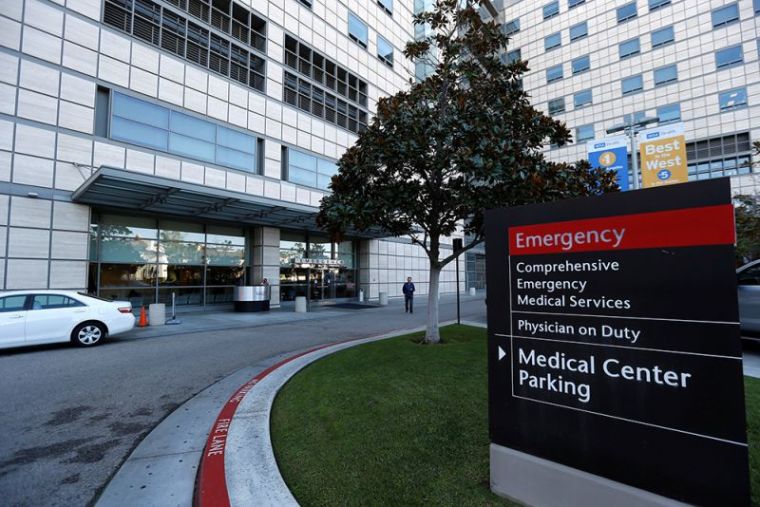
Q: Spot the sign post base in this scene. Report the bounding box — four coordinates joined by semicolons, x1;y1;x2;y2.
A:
490;444;687;507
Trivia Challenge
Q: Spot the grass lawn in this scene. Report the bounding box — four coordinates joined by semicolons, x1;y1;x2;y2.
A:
271;325;760;506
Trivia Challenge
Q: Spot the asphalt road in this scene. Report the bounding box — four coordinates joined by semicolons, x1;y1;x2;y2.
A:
0;296;487;507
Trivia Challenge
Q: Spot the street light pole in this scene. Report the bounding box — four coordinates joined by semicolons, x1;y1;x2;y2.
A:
629;126;639;190
606;115;659;191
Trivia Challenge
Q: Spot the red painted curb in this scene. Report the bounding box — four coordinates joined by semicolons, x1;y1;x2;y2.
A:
193;344;331;507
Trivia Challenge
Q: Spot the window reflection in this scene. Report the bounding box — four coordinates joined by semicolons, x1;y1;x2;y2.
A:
99;263;159;287
91;215;249;306
110;92;259;173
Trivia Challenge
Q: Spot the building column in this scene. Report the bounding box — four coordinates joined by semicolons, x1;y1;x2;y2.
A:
251;226;280;307
358;239;379;300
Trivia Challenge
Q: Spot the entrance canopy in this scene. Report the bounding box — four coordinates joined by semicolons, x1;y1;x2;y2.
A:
72;167;388;238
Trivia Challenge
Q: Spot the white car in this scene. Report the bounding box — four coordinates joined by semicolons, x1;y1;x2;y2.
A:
738;260;760;334
0;291;135;349
736;259;760;333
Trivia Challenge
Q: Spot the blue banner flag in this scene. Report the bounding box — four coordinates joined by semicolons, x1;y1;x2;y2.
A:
587;137;629;191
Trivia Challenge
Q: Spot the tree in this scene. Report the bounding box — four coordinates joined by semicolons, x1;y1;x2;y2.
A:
734;142;760;264
735;193;760;264
317;0;618;343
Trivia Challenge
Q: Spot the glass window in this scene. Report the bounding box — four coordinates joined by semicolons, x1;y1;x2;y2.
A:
159;221;205;242
649;0;670;11
348;12;368;47
571;55;590;74
651;26;674;48
568;0;585;8
546;64;563;83
719;88;747;111
544;32;561;51
543;1;559;19
0;295;27;312
287;148;337;190
101;237;158;263
317;158;338;190
110;93;260;173
113;93;169;129
308;235;332;260
715;45;743;69
99;263;158;288
205;244;245;266
569;21;587;41
171;111;215;141
206;225;245;246
622;75;643;95
619;38;640;59
504;48;521;63
657;103;681;124
625;111;647;124
653;64;678;86
111;94;170;150
548;97;565;115
712;4;739;28
280;236;307;266
617;2;637;23
335;241;355;268
377;0;393;15
206;266;245;286
100;215;158;239
217;127;255;153
159;265;204;286
169;133;215;163
576;124;594;142
216;147;254;172
377;35;394;66
161;241;205;264
31;295;85;310
288;166;317;187
503;19;520;36
574;89;592;108
111;117;169;151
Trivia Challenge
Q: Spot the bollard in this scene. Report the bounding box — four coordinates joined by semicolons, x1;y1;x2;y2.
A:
470;287;476;296
379;292;388;305
149;303;166;326
295;296;307;312
358;288;364;302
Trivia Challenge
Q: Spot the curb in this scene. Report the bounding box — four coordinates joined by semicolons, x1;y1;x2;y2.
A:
193;321;483;506
193;344;330;507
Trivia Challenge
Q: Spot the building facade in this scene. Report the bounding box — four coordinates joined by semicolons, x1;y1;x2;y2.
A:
0;0;464;308
488;0;760;194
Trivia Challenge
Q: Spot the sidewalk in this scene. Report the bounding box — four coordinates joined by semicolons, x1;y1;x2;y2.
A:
120;293;487;340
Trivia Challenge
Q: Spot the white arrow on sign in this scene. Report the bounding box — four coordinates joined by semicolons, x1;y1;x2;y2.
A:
498;346;506;361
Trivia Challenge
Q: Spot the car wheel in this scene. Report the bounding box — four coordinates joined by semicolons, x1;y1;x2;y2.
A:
72;322;106;347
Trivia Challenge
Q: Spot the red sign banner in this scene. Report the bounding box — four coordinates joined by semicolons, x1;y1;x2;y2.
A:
509;204;735;256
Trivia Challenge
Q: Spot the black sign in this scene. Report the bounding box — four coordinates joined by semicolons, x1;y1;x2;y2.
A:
485;178;750;505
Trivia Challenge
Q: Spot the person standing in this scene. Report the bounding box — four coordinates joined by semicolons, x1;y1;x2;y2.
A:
402;277;415;313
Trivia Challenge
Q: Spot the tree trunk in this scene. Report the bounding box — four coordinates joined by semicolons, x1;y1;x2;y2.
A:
424;264;441;344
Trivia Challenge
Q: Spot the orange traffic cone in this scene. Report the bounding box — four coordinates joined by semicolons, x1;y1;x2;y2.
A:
138;306;149;327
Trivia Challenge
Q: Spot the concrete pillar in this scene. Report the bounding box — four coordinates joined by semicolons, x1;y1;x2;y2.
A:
251;226;280;307
148;303;165;326
357;239;374;300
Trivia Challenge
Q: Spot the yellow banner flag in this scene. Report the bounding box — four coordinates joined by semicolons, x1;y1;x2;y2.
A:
638;123;688;188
